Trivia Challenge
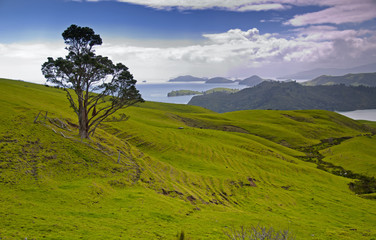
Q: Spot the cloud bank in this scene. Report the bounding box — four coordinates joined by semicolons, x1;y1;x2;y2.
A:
1;23;376;83
0;42;65;83
95;26;376;80
2;0;376;83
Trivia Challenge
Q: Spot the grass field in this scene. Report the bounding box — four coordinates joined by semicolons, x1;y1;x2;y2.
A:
320;135;376;177
1;78;376;239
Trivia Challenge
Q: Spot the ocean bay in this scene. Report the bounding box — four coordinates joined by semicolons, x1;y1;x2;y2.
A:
337;109;376;122
136;82;248;104
137;82;376;122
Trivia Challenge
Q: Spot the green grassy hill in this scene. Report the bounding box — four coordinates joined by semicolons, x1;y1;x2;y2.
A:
320;135;376;177
1;78;376;239
303;72;376;87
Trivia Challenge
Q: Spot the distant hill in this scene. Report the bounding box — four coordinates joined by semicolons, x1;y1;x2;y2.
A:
238;75;264;86
205;77;234;83
303;72;376;87
280;63;376;80
168;75;270;86
168;75;206;82
188;81;376;113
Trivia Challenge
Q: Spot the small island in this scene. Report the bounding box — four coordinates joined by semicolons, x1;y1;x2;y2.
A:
167;88;239;97
168;75;207;82
168;90;202;97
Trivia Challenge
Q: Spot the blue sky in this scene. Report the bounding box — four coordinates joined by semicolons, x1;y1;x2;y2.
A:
0;0;323;41
1;0;376;83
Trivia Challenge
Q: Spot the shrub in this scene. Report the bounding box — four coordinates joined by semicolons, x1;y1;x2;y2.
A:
224;225;295;240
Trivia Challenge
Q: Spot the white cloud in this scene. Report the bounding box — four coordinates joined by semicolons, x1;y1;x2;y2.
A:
96;27;376;80
1;26;376;83
203;28;260;44
114;0;288;11
236;3;286;11
0;42;65;83
3;0;375;83
286;0;376;26
292;26;361;41
0;43;65;59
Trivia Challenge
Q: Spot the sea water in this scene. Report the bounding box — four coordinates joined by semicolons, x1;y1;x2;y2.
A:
136;82;248;104
337;109;376;122
136;82;376;122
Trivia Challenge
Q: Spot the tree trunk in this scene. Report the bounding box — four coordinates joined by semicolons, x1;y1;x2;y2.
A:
78;110;89;139
78;94;89;139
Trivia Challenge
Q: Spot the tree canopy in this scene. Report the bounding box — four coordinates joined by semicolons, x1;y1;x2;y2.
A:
42;24;143;138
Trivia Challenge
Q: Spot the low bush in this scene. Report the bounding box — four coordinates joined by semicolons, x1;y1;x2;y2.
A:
224;225;295;240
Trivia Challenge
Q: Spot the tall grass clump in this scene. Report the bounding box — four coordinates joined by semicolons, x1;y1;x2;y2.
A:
224;225;295;240
176;230;191;240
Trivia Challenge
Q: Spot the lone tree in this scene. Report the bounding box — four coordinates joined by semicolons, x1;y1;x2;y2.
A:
42;24;143;139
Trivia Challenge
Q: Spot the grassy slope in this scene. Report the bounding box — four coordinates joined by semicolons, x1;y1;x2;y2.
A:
321;135;376;177
359;120;376;129
1;78;376;239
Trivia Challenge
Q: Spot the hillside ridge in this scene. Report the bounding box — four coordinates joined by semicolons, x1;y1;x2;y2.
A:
1;78;376;239
303;72;376;87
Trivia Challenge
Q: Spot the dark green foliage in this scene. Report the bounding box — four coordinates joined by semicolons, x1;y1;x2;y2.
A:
62;24;102;52
188;81;376;113
41;24;143;138
349;177;376;194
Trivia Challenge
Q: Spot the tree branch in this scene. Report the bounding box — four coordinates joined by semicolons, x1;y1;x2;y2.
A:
65;88;78;115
